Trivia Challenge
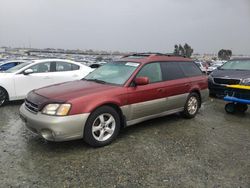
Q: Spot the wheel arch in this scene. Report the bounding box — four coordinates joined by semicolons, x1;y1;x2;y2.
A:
0;86;9;101
89;103;126;128
189;89;201;107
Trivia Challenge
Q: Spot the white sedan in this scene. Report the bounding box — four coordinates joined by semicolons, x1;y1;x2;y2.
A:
0;59;93;106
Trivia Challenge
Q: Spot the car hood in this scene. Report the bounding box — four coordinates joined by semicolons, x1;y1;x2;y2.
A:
211;69;250;79
34;80;118;101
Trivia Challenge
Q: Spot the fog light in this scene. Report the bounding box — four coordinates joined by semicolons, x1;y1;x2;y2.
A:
41;129;55;141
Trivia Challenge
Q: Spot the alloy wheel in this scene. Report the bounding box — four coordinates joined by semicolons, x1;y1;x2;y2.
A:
187;96;198;115
92;113;116;142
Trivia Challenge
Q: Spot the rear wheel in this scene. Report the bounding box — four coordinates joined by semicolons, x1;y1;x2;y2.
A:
84;106;120;147
0;87;8;107
182;93;200;119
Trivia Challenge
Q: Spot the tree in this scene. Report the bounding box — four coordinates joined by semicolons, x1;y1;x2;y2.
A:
218;49;232;60
174;45;179;55
173;43;193;58
184;43;194;58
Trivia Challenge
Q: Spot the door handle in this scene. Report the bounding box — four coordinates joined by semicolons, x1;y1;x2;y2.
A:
157;88;165;92
44;76;51;79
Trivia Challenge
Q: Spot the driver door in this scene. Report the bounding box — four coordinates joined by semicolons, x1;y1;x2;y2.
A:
14;62;53;99
126;62;166;121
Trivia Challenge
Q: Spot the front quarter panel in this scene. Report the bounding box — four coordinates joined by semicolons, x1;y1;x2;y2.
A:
68;87;128;115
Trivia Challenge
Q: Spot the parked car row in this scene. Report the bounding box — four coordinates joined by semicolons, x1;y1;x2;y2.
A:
195;60;226;74
3;54;249;147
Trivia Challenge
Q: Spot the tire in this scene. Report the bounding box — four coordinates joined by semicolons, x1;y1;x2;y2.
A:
225;103;236;114
235;103;248;113
182;93;201;119
83;106;121;147
0;87;8;107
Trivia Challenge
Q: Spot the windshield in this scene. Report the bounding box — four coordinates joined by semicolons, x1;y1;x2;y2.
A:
84;61;140;85
5;62;31;73
220;60;250;70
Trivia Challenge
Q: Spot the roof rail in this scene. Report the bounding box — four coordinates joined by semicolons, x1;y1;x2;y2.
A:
123;53;187;58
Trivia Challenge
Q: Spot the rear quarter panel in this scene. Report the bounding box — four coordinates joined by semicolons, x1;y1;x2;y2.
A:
188;75;208;102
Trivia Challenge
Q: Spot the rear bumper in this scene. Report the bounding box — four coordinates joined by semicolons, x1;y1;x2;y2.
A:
19;104;90;141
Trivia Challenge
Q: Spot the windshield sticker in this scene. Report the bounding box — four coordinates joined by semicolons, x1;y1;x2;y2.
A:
125;62;139;67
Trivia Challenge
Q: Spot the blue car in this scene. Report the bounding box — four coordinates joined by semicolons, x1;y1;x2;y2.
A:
0;60;27;71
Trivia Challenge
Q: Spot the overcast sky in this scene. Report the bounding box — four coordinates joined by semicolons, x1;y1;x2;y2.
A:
0;0;250;54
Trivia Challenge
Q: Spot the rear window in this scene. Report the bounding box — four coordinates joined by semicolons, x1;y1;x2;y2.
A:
179;62;202;77
161;62;186;81
55;62;80;72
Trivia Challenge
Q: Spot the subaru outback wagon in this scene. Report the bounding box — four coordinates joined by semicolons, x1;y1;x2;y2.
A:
20;53;208;147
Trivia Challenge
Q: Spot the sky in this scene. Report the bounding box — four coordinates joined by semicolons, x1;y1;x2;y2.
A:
0;0;250;54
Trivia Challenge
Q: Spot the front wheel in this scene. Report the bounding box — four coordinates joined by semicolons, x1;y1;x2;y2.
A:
225;103;236;114
84;106;120;147
0;88;8;107
182;93;200;119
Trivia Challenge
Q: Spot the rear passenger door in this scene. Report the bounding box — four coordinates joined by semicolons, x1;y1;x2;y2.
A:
161;62;190;110
50;61;82;84
127;62;166;121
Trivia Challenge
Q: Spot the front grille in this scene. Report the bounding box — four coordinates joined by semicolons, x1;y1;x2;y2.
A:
213;78;241;85
25;99;39;113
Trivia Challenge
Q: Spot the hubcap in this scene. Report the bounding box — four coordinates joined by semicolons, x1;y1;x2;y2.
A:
92;113;116;142
187;96;198;115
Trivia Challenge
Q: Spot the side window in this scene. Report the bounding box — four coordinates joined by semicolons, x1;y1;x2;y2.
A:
161;62;186;81
29;62;51;73
55;62;80;72
72;63;80;70
136;63;162;83
179;62;202;77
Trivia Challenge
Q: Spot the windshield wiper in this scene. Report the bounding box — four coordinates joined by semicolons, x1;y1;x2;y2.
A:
85;78;107;84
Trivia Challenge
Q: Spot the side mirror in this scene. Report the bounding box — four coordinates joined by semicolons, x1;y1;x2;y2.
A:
134;77;149;86
23;69;34;75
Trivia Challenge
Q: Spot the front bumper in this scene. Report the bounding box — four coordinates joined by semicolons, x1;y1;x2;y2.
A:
19;104;90;141
208;80;229;98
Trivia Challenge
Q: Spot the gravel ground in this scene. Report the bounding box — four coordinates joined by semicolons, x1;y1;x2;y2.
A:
0;99;250;188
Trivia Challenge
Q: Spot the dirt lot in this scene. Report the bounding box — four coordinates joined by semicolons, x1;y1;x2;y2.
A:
0;99;250;187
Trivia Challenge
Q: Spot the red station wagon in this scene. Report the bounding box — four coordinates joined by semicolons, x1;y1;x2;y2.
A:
20;53;208;147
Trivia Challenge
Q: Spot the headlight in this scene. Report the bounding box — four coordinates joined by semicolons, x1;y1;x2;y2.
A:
42;104;71;116
208;75;213;82
241;78;250;86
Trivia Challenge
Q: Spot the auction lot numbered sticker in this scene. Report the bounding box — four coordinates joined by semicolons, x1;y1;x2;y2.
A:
125;62;140;67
